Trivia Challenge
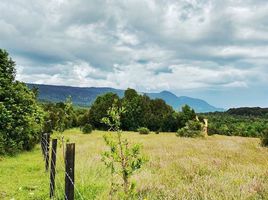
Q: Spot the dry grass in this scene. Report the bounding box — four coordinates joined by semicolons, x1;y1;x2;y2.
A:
1;128;268;199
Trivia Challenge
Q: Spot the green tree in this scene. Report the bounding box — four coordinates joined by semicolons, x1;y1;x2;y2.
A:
178;105;196;128
101;101;147;199
0;49;44;154
121;88;144;131
88;93;120;129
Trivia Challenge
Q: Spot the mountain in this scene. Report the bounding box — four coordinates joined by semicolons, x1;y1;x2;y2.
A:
27;83;223;113
146;91;224;113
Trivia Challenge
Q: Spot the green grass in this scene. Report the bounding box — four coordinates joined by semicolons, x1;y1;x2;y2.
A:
1;128;268;199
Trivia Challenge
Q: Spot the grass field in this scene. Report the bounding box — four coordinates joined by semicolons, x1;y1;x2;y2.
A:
1;129;268;200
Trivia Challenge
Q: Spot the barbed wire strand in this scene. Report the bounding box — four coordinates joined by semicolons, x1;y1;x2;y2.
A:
49;152;67;200
41;140;68;200
41;138;84;200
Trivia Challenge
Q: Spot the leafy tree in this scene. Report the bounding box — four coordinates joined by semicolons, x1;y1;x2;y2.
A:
88;93;120;129
121;88;145;131
177;105;196;128
0;49;44;154
147;98;174;131
42;97;78;133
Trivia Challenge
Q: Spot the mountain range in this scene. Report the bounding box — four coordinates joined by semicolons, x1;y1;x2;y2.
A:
27;83;224;113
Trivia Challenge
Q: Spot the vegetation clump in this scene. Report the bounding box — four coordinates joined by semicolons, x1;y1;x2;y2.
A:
82;124;93;134
137;127;150;135
261;129;268;147
176;120;204;138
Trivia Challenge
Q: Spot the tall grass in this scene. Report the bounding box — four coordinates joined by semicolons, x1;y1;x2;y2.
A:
1;128;268;199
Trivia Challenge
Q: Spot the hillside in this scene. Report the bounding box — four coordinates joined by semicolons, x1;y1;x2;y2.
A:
27;83;223;113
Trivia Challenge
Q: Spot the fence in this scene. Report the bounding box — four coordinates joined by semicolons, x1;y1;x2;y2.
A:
41;133;84;200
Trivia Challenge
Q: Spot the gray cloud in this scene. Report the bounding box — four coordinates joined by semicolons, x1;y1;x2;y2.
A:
1;0;268;108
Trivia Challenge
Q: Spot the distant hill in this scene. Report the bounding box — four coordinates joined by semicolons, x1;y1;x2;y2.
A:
27;83;224;113
227;107;268;117
146;91;224;113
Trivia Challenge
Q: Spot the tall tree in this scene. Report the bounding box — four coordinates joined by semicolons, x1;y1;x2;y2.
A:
88;92;120;129
0;49;44;154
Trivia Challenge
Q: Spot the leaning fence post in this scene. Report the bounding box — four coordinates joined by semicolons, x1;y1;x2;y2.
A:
50;139;57;199
65;143;75;200
45;133;50;172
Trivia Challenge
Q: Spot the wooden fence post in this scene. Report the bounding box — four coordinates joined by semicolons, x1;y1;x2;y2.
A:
50;139;57;199
65;143;75;200
45;133;50;172
41;133;45;159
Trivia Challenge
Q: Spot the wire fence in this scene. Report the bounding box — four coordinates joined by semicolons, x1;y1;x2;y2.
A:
41;133;84;200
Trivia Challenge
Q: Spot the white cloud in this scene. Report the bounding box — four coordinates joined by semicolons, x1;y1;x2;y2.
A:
1;0;268;107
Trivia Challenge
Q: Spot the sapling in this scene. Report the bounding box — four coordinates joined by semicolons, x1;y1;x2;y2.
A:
101;100;147;199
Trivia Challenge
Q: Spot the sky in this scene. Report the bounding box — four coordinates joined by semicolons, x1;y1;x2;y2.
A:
1;0;268;109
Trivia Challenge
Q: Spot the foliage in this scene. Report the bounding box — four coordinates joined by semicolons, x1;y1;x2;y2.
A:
41;97;82;133
178;105;196;127
227;107;268;117
137;127;150;135
176;120;204;138
0;49;44;155
88;93;120;130
261;129;268;147
101;101;147;199
88;88;197;132
202;112;268;137
82;124;93;134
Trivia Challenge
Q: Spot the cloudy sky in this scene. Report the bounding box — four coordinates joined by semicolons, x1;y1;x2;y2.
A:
1;0;268;108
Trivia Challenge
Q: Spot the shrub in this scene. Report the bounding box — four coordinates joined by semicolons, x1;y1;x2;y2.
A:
82;124;93;134
261;129;268;147
176;120;204;138
137;127;150;135
101;101;147;199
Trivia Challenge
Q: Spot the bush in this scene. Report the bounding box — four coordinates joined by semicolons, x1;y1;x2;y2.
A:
176;120;204;138
261;129;268;147
137;127;150;135
82;124;93;134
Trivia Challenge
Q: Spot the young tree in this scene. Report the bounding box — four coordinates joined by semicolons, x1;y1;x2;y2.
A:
0;49;44;154
101;100;147;199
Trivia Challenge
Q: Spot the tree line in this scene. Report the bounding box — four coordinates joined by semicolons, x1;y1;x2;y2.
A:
202;112;268;138
77;88;196;132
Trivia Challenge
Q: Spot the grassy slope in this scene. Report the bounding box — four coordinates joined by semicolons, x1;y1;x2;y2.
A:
1;129;268;200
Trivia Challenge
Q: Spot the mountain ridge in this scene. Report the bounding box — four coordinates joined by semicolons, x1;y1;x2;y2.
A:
27;83;224;113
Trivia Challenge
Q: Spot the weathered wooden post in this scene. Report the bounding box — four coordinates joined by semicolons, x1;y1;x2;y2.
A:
50;139;57;199
45;133;50;172
204;119;208;137
65;143;75;200
41;133;45;159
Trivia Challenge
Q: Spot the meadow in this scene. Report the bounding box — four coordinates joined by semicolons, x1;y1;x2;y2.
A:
1;129;268;200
